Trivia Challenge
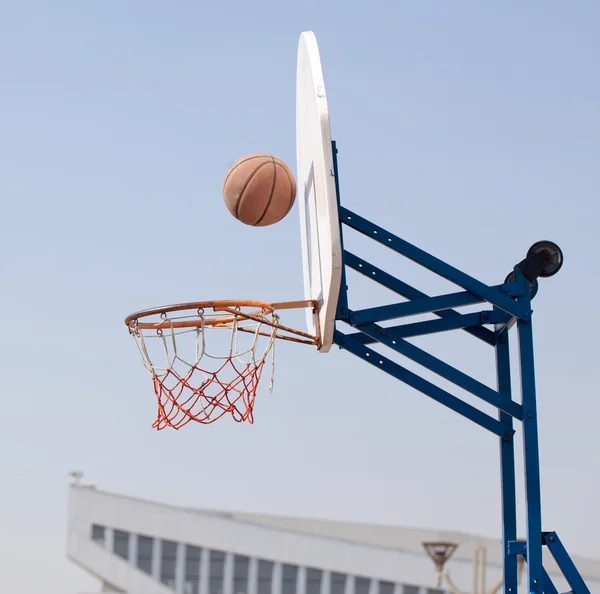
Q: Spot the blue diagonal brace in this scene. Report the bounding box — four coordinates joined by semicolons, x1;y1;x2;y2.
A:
541;570;560;594
333;330;514;438
543;532;591;594
344;251;496;345
340;207;531;319
351;321;523;420
508;541;559;594
350;290;485;326
346;310;507;345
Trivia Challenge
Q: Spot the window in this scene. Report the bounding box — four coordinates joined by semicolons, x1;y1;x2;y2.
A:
161;540;178;588
137;535;153;574
427;590;443;594
282;564;297;594
233;555;250;594
306;568;322;594
379;582;394;594
403;587;419;594
331;573;346;594
185;545;202;594
91;524;105;545
355;577;370;594
258;560;273;594
210;550;226;594
113;530;129;560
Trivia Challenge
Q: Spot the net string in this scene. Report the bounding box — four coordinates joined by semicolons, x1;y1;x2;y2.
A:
130;308;278;429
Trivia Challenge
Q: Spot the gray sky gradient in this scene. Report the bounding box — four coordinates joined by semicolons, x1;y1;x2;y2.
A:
1;2;599;592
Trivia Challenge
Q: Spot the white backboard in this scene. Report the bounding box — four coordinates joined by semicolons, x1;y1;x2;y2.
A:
296;31;342;352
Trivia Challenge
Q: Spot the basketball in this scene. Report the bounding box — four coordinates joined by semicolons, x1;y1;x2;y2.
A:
223;153;297;226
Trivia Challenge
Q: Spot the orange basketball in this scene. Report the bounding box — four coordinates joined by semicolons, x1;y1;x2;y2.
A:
223;153;297;226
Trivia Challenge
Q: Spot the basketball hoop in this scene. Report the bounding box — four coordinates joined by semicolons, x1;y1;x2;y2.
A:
125;300;319;429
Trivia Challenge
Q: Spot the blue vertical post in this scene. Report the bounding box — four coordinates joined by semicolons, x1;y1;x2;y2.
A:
332;140;349;319
495;327;518;593
516;273;543;594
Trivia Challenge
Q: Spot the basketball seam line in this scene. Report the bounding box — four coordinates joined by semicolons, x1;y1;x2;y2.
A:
223;153;270;190
253;156;278;226
234;161;272;221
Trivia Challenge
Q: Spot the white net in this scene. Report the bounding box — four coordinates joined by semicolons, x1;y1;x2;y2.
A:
129;306;279;428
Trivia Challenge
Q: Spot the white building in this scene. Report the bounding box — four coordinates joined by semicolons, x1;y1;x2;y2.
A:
67;485;600;594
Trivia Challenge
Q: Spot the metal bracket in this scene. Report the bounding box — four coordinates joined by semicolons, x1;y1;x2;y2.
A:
330;141;588;594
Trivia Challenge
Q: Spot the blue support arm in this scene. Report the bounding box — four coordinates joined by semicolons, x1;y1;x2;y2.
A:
345;310;507;345
349;290;487;326
340;207;531;319
333;330;514;438
344;251;496;345
350;321;522;419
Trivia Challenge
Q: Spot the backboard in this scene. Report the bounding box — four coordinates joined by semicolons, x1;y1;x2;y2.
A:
296;31;343;352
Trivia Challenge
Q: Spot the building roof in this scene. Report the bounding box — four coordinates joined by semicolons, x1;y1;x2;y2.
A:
192;507;600;578
76;486;600;581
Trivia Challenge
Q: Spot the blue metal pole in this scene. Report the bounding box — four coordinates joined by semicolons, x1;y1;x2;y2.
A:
516;273;544;594
332;141;349;320
495;328;518;594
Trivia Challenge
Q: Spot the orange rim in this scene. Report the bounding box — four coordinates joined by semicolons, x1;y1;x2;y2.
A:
125;299;321;346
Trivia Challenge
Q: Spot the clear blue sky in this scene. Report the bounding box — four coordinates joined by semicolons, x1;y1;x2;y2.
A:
2;2;599;592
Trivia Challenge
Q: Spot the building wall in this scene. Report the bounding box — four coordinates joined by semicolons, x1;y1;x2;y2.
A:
67;486;600;594
85;524;435;594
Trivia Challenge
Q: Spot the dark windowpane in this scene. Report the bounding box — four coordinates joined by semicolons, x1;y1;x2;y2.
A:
355;578;370;594
403;587;419;594
137;535;154;574
233;555;250;594
379;582;394;594
113;530;129;560
185;545;202;594
161;540;178;588
427;590;443;594
258;560;273;594
91;524;105;545
282;564;297;594
306;568;322;594
331;573;346;594
210;550;226;594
